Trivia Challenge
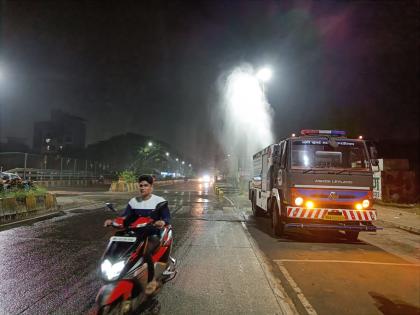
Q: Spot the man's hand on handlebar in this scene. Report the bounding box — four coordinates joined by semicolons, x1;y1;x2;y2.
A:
154;220;165;228
104;219;113;227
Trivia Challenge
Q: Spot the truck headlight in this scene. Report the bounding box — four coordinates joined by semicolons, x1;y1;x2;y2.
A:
362;200;370;208
294;197;304;206
101;259;125;281
355;203;363;210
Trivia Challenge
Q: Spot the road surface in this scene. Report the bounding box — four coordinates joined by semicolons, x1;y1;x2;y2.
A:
0;181;418;315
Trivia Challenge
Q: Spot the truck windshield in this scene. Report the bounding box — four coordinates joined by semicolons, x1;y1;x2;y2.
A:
291;139;370;170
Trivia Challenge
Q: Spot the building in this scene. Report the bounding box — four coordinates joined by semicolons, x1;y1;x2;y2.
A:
33;110;86;153
0;137;30;152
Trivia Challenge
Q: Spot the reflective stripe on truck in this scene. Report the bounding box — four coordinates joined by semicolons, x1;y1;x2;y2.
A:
287;207;377;221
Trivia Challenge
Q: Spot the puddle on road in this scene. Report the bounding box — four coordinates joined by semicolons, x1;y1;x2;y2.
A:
369;291;420;315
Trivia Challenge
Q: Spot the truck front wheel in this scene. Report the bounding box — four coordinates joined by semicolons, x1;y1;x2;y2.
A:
272;202;285;237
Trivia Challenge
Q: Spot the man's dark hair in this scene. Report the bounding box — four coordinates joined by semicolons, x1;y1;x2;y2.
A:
138;174;154;185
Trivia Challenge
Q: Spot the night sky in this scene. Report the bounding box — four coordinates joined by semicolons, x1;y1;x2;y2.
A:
0;0;418;164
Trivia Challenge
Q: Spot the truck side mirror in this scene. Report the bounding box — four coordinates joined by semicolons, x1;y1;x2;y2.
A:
369;147;378;159
371;159;380;172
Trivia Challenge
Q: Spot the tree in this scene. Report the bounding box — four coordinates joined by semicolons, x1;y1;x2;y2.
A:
130;142;169;174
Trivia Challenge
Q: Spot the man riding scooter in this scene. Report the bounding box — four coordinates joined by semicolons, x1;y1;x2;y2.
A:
104;174;170;295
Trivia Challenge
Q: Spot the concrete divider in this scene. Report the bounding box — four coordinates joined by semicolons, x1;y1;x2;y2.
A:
0;193;58;224
34;179;103;188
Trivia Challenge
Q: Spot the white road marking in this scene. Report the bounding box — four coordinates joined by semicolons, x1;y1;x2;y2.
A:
274;259;420;267
276;261;318;315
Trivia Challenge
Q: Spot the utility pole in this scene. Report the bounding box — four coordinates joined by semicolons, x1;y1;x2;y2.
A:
23;153;28;180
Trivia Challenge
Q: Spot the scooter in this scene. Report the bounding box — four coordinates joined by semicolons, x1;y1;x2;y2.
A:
95;202;177;315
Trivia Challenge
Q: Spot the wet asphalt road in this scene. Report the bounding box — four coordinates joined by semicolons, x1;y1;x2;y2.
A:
244;213;420;315
0;182;285;315
0;184;199;314
1;182;419;315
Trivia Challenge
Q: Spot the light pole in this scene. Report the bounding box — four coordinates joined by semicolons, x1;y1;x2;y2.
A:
0;65;4;143
165;152;170;172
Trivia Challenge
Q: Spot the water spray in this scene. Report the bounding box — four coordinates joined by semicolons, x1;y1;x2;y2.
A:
216;64;274;180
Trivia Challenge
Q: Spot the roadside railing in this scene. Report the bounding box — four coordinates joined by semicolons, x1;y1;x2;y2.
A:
0;151;113;180
7;168;106;181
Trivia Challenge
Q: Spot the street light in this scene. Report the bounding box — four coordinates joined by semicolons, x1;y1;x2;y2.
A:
148;141;153;147
256;67;272;82
165;152;170;157
175;158;179;162
256;66;272;95
182;161;185;165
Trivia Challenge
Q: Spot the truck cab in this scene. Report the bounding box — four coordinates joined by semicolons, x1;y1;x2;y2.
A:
249;129;380;241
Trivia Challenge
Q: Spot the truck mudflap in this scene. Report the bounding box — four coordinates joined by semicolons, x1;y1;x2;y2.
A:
287;207;377;221
285;223;382;232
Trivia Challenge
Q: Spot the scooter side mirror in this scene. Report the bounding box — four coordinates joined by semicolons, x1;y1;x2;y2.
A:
106;202;117;212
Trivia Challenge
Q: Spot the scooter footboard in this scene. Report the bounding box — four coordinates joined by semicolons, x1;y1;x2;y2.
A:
96;280;134;307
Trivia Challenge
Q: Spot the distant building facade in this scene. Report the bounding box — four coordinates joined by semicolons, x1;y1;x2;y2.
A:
33;110;86;153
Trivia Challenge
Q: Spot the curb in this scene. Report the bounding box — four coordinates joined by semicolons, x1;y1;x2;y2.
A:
225;194;299;314
377;219;420;235
0;211;64;229
240;221;299;315
375;200;418;209
0;202;104;230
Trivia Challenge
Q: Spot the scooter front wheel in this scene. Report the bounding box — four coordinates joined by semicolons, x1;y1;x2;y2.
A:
98;300;130;315
148;298;161;315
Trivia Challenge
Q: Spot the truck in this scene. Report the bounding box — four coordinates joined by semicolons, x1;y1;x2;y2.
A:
249;129;380;241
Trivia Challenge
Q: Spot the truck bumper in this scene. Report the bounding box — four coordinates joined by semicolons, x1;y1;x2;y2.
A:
285;222;382;232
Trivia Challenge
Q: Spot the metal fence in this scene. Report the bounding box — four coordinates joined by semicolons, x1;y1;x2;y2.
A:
0;152;113;180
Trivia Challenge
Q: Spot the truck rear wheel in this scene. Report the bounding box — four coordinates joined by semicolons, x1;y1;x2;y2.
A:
251;195;264;217
345;231;359;242
271;202;285;237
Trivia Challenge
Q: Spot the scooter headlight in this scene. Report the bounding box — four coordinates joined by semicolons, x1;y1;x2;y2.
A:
101;259;126;281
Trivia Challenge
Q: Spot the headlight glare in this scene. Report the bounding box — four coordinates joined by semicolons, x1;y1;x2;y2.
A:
101;259;125;280
355;203;363;210
294;197;304;206
306;201;314;209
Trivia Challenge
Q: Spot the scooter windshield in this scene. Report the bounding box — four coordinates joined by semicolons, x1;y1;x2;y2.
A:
105;237;141;260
